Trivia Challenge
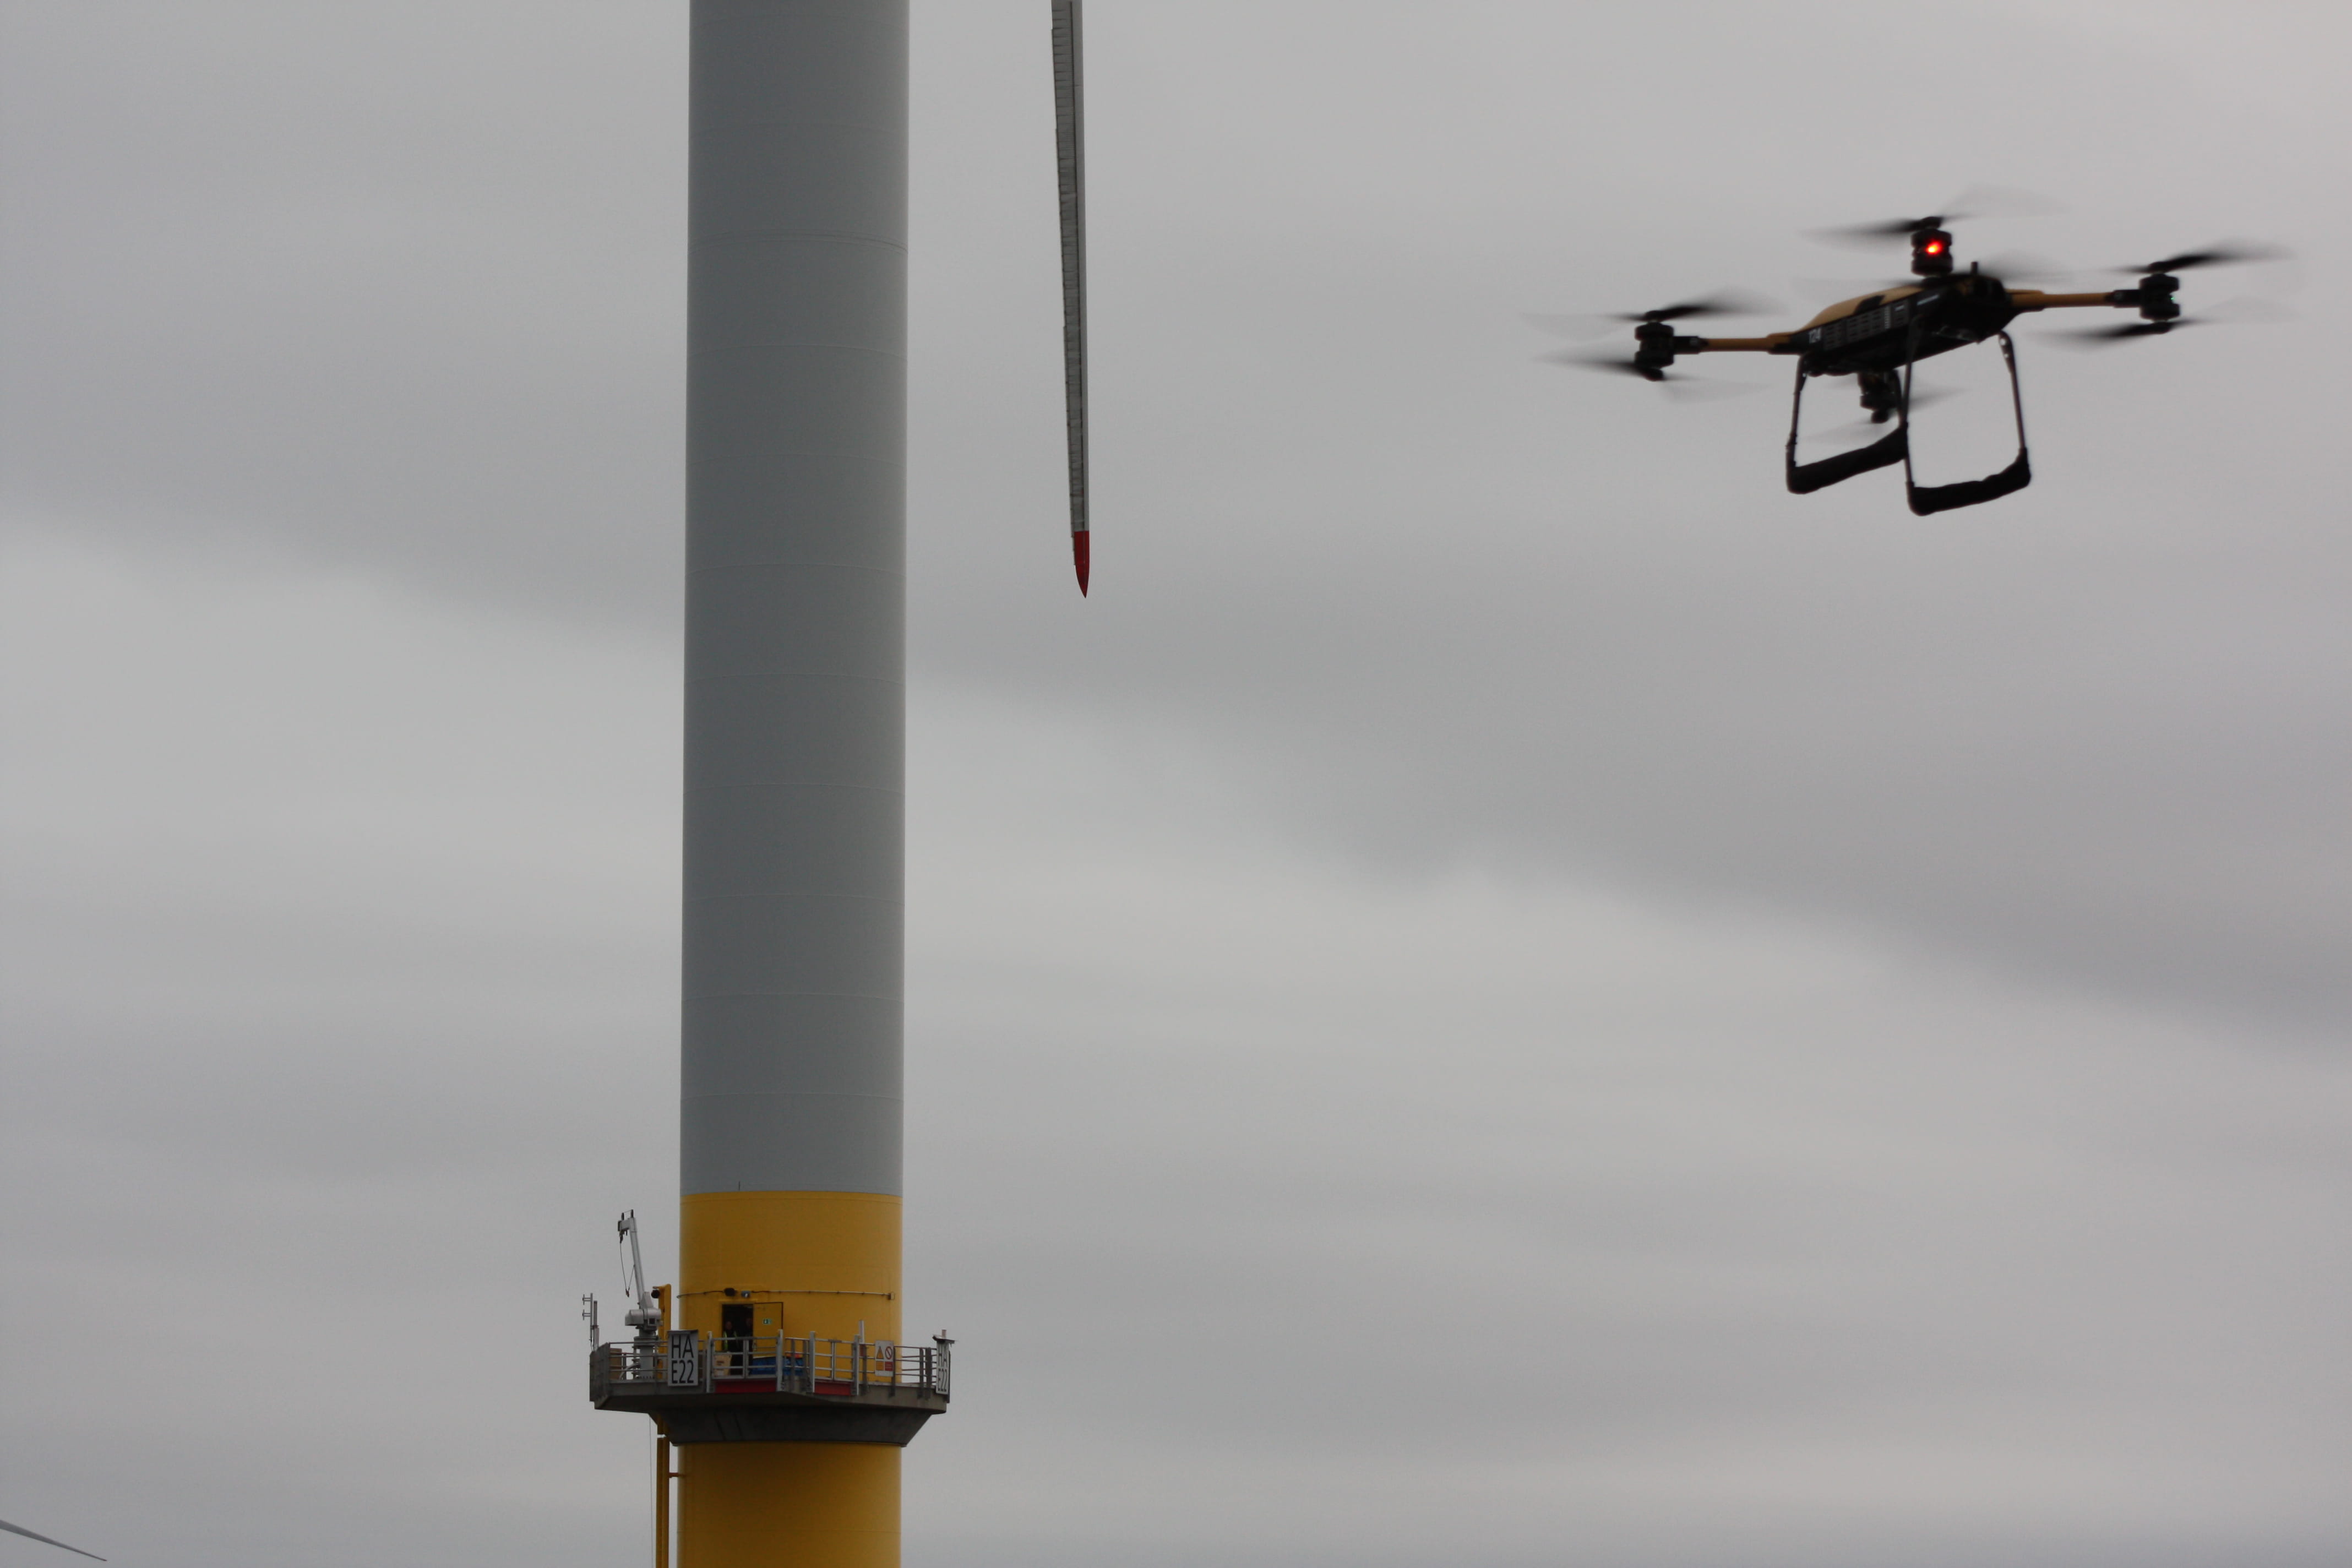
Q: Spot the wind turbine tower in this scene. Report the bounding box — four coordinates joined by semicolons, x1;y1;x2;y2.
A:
587;4;1091;1565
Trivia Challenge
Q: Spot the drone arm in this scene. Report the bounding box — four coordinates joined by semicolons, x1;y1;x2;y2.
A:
1686;334;1795;353
2007;289;2135;312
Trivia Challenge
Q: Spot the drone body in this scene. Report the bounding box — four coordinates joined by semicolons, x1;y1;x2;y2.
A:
1564;216;2277;515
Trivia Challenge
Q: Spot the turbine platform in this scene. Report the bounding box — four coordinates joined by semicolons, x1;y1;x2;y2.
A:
591;1333;950;1445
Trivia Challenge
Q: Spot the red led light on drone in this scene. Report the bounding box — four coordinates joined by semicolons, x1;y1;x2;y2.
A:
1923;239;1946;255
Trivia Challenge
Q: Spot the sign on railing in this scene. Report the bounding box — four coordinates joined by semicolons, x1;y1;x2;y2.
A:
666;1329;701;1387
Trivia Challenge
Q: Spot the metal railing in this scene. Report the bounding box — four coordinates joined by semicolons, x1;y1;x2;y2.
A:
596;1334;949;1400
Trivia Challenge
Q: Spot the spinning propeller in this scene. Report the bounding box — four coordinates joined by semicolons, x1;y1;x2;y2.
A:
1531;290;1776;395
2049;294;2294;347
1810;186;2065;247
1810;188;2064;276
1544;347;1760;399
2051;244;2293;345
2109;244;2288;275
1814;211;1967;244
1528;290;1778;342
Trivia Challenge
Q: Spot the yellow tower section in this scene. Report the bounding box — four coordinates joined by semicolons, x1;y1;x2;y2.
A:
674;1192;903;1567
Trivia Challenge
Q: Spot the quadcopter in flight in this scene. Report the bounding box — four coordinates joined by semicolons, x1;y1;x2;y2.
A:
1550;209;2281;515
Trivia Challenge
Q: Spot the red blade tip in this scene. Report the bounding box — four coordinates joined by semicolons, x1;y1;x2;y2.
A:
1072;531;1090;596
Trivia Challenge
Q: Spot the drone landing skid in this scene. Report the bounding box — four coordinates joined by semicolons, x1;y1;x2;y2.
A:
1907;447;2031;515
1784;330;2032;515
1785;423;1907;494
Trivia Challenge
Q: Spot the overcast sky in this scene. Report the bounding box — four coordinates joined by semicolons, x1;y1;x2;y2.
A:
4;3;2349;1565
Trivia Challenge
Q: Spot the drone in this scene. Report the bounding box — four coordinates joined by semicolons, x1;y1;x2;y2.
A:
1553;210;2281;515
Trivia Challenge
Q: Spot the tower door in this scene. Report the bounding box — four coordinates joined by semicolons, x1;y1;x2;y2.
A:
716;1301;755;1382
719;1301;753;1344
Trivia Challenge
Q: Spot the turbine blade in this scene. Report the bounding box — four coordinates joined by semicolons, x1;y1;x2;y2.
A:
0;1518;106;1561
1052;0;1089;594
